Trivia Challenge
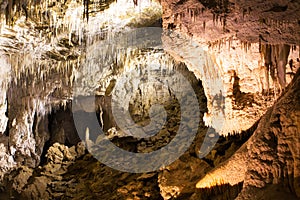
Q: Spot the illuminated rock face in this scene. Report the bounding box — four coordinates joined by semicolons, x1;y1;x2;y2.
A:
161;0;300;44
161;0;300;135
163;30;299;135
237;71;300;199
194;68;300;200
160;0;300;198
0;0;163;178
198;69;300;199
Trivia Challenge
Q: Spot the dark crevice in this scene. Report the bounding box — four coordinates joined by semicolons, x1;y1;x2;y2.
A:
48;102;81;147
39;138;50;166
32;112;38;137
204;119;258;168
167;23;176;29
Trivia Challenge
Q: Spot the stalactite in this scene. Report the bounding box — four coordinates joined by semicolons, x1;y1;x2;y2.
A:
260;43;291;94
83;0;90;21
242;8;246;19
213;13;215;25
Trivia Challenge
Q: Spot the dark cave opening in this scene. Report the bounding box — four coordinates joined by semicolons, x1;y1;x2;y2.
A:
48;103;81;147
39;103;82;165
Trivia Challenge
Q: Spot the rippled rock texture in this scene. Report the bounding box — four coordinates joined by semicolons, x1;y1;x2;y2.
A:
195;69;300;200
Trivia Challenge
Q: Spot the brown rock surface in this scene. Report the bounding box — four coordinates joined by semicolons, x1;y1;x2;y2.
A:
238;68;300;199
161;0;300;44
196;69;300;199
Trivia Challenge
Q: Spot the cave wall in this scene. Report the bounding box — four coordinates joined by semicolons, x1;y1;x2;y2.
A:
161;0;300;44
237;69;300;199
0;0;162;179
194;69;300;200
0;1;299;199
161;0;300;134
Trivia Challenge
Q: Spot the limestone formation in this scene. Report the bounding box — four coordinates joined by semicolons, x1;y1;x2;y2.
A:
0;0;299;199
196;69;300;199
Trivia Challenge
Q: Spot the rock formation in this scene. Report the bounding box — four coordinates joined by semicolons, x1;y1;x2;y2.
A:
0;0;299;199
196;69;300;200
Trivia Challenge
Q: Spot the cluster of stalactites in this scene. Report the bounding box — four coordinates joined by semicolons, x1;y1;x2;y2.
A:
0;0;38;25
6;52;80;117
207;36;253;52
259;43;291;92
175;7;205;23
165;0;232;32
84;33;175;96
0;0;119;24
